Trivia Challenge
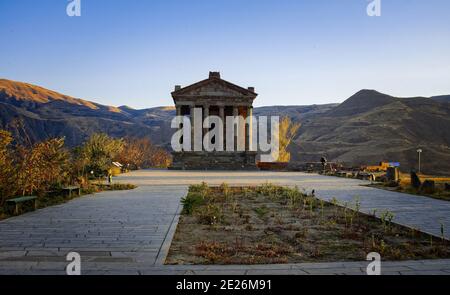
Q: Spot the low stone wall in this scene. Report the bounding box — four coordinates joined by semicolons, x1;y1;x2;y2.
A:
170;151;258;170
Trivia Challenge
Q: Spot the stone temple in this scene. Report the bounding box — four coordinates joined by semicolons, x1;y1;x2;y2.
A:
170;72;258;170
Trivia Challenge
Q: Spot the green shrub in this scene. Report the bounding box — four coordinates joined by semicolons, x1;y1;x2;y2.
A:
196;204;222;225
254;206;269;218
108;183;137;190
181;193;205;215
191;182;211;200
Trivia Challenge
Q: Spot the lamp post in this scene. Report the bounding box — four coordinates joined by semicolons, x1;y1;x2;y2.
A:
416;149;422;174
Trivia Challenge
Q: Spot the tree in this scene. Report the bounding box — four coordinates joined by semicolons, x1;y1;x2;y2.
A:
0;130;16;204
276;117;301;163
81;133;124;176
117;137;172;170
15;138;69;196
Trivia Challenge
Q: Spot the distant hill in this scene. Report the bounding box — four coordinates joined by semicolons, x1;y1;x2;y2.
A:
293;90;450;174
431;95;450;104
0;79;172;146
1;79;450;174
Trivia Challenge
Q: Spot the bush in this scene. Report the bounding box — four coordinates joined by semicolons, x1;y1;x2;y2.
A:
421;180;436;194
196;204;222;225
107;183;137;191
190;182;210;197
181;193;205;215
384;181;399;188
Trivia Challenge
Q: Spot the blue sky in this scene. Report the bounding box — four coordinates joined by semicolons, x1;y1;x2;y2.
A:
1;0;450;108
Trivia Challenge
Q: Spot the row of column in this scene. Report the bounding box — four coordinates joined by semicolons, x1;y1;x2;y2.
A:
175;104;253;152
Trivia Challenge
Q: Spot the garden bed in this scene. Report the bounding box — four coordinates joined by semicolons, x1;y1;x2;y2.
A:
166;183;450;265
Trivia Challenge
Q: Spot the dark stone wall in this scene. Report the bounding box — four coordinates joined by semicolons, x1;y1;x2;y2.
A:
170;151;258;170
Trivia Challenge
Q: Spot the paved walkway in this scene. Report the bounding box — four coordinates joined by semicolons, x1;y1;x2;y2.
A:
0;170;449;275
0;185;186;274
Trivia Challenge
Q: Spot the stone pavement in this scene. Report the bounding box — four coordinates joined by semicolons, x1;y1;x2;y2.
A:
0;185;186;275
0;169;449;275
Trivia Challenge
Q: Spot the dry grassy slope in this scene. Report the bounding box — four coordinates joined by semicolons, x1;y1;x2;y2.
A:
0;79;100;109
293;90;450;174
0;79;169;146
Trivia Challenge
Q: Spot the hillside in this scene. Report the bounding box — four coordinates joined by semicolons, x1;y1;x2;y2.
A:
0;79;171;146
1;79;450;174
431;95;450;104
293;90;450;174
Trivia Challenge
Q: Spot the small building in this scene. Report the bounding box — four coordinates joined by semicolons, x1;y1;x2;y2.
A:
170;72;258;170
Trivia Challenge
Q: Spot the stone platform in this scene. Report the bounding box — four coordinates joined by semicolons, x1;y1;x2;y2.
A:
170;151;258;170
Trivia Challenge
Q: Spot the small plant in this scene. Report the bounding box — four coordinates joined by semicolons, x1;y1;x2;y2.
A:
309;198;314;217
331;197;340;217
258;182;280;198
181;193;204;215
196;204;222;225
190;182;209;194
320;199;325;220
380;210;395;233
353;196;361;213
380;239;386;254
242;187;251;198
229;199;239;213
286;186;302;209
255;206;269;219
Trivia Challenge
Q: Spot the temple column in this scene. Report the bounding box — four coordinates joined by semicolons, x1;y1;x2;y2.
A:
246;106;253;151
219;106;225;151
189;105;195;151
233;106;239;151
176;104;182;150
203;104;209;150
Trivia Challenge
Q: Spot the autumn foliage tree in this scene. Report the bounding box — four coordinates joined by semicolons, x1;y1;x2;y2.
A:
0;129;172;206
79;133;124;177
117;137;172;169
276;117;301;163
15;138;70;196
1;131;70;203
0;131;16;205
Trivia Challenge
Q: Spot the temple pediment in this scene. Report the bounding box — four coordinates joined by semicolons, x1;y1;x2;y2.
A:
172;72;257;100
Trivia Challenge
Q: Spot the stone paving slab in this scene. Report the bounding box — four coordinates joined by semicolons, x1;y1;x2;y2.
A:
1;259;449;275
0;185;187;274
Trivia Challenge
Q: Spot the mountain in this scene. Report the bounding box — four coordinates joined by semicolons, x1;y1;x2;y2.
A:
431;95;450;104
0;79;172;146
292;90;450;174
1;79;450;174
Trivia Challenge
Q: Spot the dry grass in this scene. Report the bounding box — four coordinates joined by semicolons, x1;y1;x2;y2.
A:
398;172;450;186
166;183;450;265
368;172;450;202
